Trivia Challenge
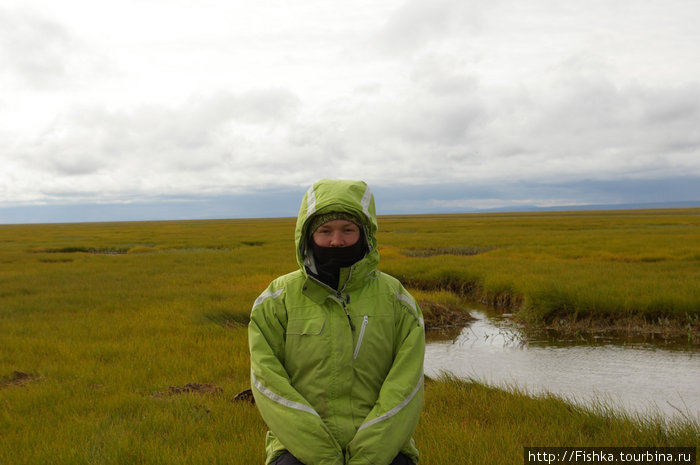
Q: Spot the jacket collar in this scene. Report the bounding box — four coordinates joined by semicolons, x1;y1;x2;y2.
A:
302;256;375;304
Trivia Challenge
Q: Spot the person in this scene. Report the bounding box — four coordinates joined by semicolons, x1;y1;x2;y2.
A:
248;179;425;465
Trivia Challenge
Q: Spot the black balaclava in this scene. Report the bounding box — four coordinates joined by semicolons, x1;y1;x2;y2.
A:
307;214;368;290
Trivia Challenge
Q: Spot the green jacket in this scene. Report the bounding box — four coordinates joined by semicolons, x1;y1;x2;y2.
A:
249;179;425;465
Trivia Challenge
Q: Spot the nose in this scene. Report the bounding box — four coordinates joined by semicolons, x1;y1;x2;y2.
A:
328;230;345;247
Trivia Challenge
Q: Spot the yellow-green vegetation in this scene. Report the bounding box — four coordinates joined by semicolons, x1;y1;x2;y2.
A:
1;210;698;464
377;209;700;340
420;376;698;465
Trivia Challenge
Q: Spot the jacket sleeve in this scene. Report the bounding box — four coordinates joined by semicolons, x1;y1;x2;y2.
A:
248;284;344;465
345;290;425;465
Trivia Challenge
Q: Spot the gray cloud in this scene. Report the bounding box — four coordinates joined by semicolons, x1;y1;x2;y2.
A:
374;0;486;54
19;61;699;203
516;80;700;178
3;0;700;219
18;88;301;196
0;7;80;87
283;65;700;188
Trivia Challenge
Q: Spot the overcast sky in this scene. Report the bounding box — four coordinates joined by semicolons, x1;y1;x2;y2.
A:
2;0;699;223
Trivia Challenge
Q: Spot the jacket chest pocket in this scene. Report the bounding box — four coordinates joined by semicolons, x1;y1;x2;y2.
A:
284;316;327;374
286;316;326;336
351;314;394;369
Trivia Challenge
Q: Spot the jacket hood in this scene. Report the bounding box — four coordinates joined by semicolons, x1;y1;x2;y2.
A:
295;179;379;278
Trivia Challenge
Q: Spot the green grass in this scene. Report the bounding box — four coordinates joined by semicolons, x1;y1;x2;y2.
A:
419;376;699;465
1;210;699;464
377;209;700;334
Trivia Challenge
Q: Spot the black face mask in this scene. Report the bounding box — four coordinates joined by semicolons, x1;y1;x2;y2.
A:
310;238;367;290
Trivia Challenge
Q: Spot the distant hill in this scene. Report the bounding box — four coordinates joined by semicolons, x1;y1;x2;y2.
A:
470;201;700;213
1;198;699;225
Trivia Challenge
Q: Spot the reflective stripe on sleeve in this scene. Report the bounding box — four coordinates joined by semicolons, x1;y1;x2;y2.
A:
251;372;321;417
396;292;424;328
357;376;423;431
253;288;283;308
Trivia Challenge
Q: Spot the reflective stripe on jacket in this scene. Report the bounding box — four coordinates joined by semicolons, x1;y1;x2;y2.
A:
249;179;425;465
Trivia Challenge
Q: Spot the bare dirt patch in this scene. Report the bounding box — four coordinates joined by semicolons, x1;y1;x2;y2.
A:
153;382;223;398
421;300;475;330
1;371;41;388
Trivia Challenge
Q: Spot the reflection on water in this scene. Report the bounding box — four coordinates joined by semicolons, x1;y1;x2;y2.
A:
424;311;700;420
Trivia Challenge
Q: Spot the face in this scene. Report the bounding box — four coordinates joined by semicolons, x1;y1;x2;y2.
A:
312;220;361;248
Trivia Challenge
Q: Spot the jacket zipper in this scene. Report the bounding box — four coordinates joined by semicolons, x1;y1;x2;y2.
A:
353;315;369;360
307;264;356;331
340;295;354;331
337;266;355;331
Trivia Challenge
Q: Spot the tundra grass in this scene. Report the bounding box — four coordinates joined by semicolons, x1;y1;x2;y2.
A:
376;209;700;337
1;210;699;463
418;376;699;465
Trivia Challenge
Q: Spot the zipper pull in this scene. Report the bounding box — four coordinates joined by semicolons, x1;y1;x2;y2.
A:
338;292;355;331
344;303;355;331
